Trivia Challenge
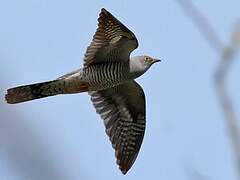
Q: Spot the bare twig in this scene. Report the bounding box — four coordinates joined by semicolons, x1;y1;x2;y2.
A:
184;159;213;180
232;21;240;46
215;45;240;174
176;0;240;178
176;0;224;52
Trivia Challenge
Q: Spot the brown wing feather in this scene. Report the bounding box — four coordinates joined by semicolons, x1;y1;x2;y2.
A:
89;81;145;174
83;8;138;67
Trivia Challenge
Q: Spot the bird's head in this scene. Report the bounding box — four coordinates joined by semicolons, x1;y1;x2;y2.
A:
130;55;161;78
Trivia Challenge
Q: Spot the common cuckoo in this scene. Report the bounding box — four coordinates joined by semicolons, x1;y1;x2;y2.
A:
5;8;160;174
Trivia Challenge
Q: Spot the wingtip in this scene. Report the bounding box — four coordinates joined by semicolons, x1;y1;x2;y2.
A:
116;154;130;175
100;8;107;13
121;169;128;175
98;8;111;24
100;8;111;15
118;159;130;175
99;8;106;18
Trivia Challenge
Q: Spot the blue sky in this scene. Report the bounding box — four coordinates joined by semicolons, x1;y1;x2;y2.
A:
0;0;240;180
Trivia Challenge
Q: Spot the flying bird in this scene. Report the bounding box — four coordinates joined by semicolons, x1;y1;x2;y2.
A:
5;8;161;174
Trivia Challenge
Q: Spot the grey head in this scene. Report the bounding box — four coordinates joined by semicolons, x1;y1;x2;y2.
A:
129;55;161;79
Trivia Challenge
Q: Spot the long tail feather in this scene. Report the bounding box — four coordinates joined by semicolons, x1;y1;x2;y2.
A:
5;80;61;104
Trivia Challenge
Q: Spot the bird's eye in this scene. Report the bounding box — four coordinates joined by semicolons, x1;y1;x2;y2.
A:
144;56;149;61
144;56;152;62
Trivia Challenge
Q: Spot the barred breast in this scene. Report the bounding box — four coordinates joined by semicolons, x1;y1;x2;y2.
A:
82;62;130;91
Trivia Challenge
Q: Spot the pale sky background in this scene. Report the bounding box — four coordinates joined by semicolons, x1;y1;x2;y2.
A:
0;0;240;180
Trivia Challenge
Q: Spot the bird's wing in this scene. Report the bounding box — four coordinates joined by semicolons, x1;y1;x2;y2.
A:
89;80;145;174
83;8;138;67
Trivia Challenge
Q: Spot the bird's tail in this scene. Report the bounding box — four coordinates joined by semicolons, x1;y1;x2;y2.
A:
5;80;64;104
5;77;90;104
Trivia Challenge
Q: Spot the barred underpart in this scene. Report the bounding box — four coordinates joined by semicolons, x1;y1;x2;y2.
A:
83;62;130;91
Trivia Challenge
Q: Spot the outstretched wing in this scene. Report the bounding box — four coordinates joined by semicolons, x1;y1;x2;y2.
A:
89;80;146;174
83;8;138;67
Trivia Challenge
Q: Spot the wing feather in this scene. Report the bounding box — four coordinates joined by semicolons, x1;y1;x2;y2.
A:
89;80;145;174
84;8;138;67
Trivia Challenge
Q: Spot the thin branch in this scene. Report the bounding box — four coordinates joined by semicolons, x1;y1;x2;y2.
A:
215;46;240;174
184;159;213;180
191;171;212;180
176;0;240;178
232;21;240;46
176;0;224;52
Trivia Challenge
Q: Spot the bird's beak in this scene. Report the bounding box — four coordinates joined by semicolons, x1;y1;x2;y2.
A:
152;58;161;64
